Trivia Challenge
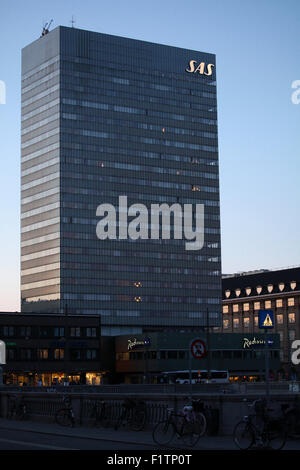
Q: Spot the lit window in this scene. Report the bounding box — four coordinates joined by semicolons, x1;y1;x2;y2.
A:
54;349;64;360
276;299;283;308
288;298;295;307
223;305;229;313
254;316;258;326
223;319;229;329
267;284;273;293
254;302;260;310
277;314;283;325
289;313;296;324
256;286;262;294
265;300;272;309
279;282;285;292
225;290;231;298
243;318;250;328
233;318;240;329
246;287;251;296
243;303;249;312
233;304;239;313
290;281;297;290
235;289;241;297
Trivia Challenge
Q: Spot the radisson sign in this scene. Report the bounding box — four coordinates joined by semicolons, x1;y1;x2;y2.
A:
185;60;215;76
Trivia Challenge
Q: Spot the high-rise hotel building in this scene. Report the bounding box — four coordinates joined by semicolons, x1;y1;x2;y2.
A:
21;27;221;334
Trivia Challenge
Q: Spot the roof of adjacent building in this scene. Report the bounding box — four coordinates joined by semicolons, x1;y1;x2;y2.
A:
222;266;300;300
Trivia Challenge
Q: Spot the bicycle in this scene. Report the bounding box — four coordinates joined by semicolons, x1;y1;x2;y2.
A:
55;395;75;427
88;399;111;427
233;398;287;450
152;400;207;448
8;394;27;420
114;397;146;431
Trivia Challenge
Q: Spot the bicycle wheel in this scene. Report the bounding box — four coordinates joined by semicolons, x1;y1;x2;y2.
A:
152;420;175;446
266;423;287;450
233;421;255;450
181;419;201;447
194;412;207;437
55;409;73;427
130;409;146;431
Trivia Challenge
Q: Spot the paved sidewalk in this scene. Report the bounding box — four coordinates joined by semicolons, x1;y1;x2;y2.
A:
0;418;235;450
1;418;300;450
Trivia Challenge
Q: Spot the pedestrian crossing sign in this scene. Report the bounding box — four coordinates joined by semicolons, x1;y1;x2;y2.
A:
259;310;274;329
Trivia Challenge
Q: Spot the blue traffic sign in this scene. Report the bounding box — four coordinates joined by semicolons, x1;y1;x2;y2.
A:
259;310;274;329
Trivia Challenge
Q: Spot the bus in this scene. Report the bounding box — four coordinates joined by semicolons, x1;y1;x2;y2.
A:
159;370;229;384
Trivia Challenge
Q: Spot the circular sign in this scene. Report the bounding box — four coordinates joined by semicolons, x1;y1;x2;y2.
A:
190;339;206;359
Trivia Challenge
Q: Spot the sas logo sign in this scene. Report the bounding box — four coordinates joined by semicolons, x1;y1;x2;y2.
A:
185;60;215;76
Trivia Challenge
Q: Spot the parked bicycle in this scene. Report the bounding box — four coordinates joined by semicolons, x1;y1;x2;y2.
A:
233;398;287;450
114;397;146;431
55;395;75;427
88;399;111;427
8;394;27;420
152;399;207;447
282;396;300;438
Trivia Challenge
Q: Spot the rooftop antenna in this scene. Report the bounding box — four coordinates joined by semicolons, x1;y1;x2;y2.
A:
41;19;53;37
70;15;76;28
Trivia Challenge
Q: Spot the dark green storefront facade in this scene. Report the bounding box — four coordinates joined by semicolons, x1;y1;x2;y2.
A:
115;332;280;383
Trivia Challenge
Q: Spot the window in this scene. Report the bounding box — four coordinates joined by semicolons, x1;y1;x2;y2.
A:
7;349;16;360
178;351;187;359
243;303;249;312
276;299;283;308
254;316;258;326
265;300;272;309
223;319;229;329
233;304;239;313
288;298;295;307
3;326;14;337
54;349;64;360
70;349;82;360
223;305;229;314
19;327;31;337
277;314;283;325
54;327;65;337
233;318;240;329
233;351;243;359
279;331;284;342
254;302;260;310
39;327;50;337
37;349;48;360
243;318;250;328
86;349;97;360
289;330;296;341
223;351;232;359
167;351;177;359
289;313;296;324
70;327;81;337
86;327;97;337
20;349;32;360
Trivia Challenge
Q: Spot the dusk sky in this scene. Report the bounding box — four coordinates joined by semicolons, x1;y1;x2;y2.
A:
0;0;299;311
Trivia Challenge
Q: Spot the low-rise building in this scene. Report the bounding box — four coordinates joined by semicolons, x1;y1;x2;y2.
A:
0;312;104;386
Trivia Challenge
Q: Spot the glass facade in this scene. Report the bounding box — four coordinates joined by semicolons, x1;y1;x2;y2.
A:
21;27;222;333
